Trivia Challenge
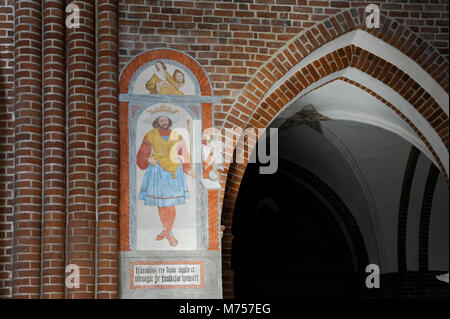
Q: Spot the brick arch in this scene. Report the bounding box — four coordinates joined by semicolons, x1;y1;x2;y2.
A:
220;73;449;247
220;55;449;218
219;11;449;293
219;9;448;132
219;10;449;220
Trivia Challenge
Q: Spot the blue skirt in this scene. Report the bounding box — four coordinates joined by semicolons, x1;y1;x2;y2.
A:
138;162;190;207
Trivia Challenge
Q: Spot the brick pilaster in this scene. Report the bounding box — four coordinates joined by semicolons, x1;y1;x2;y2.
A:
96;0;119;299
41;0;66;299
66;0;96;299
0;0;15;299
12;0;42;299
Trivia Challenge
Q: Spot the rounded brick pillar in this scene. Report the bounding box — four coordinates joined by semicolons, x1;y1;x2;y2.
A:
96;0;119;299
12;0;42;299
0;0;16;299
42;0;66;299
66;0;96;299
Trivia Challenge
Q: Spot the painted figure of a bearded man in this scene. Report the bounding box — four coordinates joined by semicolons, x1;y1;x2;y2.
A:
136;115;194;247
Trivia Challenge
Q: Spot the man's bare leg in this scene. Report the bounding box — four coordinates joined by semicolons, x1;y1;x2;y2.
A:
166;206;178;247
156;207;169;240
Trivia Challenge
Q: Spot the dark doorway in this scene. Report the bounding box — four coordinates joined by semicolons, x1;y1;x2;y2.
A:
231;163;357;299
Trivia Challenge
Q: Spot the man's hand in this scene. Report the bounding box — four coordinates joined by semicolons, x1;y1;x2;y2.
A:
148;157;157;166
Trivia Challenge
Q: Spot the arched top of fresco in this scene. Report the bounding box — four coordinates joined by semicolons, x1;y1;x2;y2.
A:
119;47;213;97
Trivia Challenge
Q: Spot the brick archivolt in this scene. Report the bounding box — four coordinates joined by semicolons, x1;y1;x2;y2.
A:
219;12;450;265
219;10;449;131
219;24;449;195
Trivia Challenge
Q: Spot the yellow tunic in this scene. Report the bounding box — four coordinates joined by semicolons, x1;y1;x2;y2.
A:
145;128;182;179
146;72;183;95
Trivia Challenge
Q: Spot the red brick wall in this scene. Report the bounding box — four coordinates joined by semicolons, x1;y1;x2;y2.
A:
42;0;66;299
0;0;15;299
118;1;449;128
13;0;43;298
96;0;120;299
0;0;448;299
66;0;97;299
118;1;448;300
0;0;121;300
116;0;449;299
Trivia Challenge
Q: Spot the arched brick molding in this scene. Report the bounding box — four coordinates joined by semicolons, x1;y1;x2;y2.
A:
217;10;448;130
221;45;448;174
219;10;449;298
219;11;449;221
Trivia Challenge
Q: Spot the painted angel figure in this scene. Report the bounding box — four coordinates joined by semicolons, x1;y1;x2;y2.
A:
436;273;449;283
202;134;225;181
145;61;185;95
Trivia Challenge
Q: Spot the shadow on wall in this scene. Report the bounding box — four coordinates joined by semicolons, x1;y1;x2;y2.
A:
231;163;357;299
230;161;449;299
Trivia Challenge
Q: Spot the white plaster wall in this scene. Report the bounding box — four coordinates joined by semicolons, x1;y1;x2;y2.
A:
278;124;383;269
263;29;448;116
263;30;449;176
323;121;410;273
280;77;446;174
277;120;440;273
278;118;448;273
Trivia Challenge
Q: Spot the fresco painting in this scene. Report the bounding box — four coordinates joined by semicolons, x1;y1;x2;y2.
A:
134;103;198;250
132;59;197;95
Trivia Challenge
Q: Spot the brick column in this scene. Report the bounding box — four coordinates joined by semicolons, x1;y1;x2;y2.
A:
96;0;119;299
41;0;66;299
0;0;15;299
12;0;42;298
397;146;420;272
66;0;96;299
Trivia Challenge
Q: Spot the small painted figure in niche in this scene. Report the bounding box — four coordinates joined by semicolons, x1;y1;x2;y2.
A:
136;115;195;247
173;69;185;91
145;61;185;95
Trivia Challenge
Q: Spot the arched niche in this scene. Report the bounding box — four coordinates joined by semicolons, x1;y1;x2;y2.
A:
118;48;222;299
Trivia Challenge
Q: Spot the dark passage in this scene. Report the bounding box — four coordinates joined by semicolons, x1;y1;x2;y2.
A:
232;163;357;299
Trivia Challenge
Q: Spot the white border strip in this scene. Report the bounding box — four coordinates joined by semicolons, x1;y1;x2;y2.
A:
260;30;448;116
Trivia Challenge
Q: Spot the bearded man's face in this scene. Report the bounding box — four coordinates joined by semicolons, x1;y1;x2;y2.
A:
158;117;170;129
